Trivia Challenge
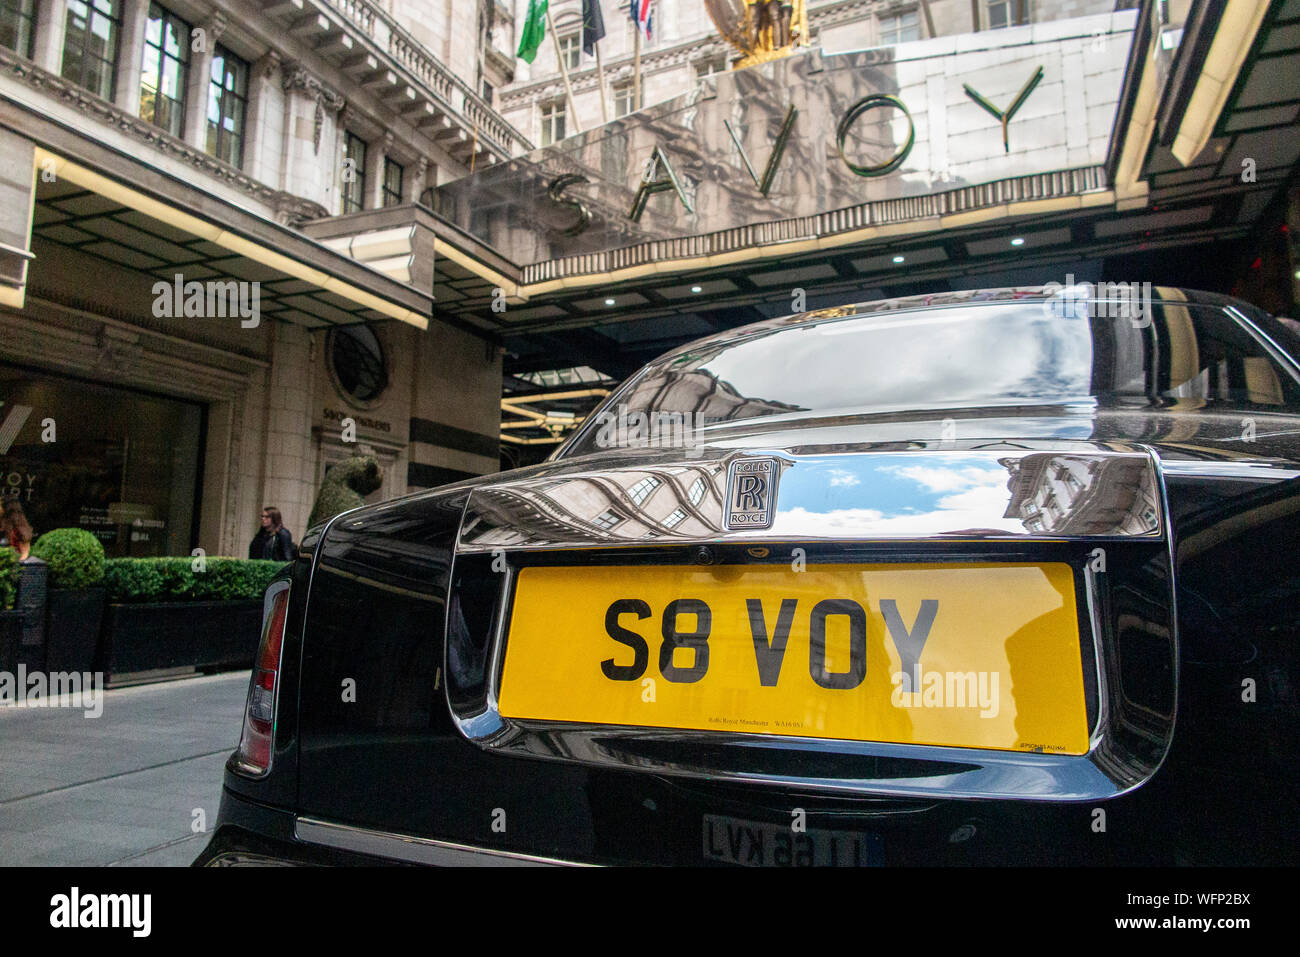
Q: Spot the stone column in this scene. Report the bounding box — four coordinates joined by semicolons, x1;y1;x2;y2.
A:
367;131;391;209
183;11;226;152
0;128;36;306
281;66;345;210
32;0;68;75
406;156;428;204
114;0;150;116
332;104;355;214
244;50;282;184
259;321;317;542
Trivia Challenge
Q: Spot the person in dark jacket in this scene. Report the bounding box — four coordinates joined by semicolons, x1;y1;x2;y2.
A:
249;506;295;562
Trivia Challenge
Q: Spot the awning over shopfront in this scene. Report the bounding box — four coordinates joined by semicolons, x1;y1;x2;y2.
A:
27;150;428;329
420;2;1300;380
0;82;435;331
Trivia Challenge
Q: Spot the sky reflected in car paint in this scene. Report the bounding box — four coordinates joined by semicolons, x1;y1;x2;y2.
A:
675;306;1097;413
771;453;1026;537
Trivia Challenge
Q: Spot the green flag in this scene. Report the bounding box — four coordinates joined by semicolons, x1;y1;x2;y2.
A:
516;0;548;63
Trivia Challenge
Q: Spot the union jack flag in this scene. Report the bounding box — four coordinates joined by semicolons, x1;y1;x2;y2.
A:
629;0;653;40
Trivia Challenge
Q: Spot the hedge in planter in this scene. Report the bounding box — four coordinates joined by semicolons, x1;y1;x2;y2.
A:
104;557;284;602
31;528;106;673
0;548;18;611
100;557;285;681
0;549;19;673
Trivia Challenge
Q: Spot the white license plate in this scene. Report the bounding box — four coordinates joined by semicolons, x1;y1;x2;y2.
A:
702;813;882;866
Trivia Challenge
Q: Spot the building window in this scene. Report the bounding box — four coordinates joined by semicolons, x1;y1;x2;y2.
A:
481;79;494;104
206;45;248;167
382;157;403;208
663;508;686;529
0;0;36;57
0;363;204;558
341;131;367;213
139;3;189;137
593;509;623;530
326;325;389;405
62;0;122;100
628;476;660;505
695;57;725;80
540;100;565;146
600;132;627;182
688;477;705;505
614;82;640;117
987;0;1029;29
558;33;579;70
880;9;921;44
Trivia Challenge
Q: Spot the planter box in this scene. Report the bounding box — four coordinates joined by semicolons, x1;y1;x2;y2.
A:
99;599;263;682
14;559;48;671
0;609;21;675
45;587;106;674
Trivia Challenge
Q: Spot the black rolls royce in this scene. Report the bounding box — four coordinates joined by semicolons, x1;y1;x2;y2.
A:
197;285;1300;866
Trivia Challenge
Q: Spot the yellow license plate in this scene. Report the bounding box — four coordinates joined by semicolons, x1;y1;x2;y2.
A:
499;562;1090;755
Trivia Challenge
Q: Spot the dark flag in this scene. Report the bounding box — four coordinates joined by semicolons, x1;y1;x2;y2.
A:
582;0;606;55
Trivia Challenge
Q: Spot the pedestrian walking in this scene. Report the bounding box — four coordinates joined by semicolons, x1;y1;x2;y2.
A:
248;506;295;562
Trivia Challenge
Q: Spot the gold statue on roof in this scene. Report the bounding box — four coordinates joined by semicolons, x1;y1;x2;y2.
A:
704;0;810;69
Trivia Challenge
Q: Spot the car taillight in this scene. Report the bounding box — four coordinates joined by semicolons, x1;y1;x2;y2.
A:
235;584;289;776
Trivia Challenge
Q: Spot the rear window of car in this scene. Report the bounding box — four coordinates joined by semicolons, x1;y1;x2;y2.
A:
564;299;1300;456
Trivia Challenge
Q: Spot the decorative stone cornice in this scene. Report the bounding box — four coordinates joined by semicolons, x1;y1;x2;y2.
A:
318;0;532;156
282;65;345;156
257;49;282;81
275;194;330;227
500;34;730;105
810;0;877;29
0;46;327;226
198;11;228;46
281;65;346;112
484;44;515;82
338;103;361;131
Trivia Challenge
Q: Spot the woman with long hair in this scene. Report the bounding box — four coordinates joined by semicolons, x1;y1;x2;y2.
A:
248;506;295;562
1;501;33;560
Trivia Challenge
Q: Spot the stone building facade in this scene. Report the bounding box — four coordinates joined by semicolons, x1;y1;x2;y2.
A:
0;0;530;557
500;0;1127;145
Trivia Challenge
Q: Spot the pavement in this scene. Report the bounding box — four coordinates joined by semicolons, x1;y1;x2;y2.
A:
0;671;249;866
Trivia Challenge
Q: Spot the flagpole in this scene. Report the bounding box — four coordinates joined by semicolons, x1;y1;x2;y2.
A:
594;40;610;123
545;6;583;134
633;23;641;113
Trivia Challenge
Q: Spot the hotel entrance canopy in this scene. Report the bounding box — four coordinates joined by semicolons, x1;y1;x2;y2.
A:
425;3;1300;379
1;102;432;329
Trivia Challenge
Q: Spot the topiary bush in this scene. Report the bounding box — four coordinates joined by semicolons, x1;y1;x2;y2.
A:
103;557;284;603
30;528;105;589
308;454;382;527
0;548;18;610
